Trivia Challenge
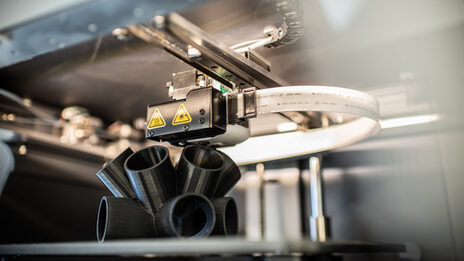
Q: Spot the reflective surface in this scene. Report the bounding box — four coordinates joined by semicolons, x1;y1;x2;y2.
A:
238;0;464;260
0;1;463;260
0;0;284;123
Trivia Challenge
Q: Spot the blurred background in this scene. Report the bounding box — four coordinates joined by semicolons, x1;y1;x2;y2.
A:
0;0;463;260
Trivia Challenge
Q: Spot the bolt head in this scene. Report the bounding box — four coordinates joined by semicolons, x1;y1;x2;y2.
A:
112;28;129;40
153;15;165;28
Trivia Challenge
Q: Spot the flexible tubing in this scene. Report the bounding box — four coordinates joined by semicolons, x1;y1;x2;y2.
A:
255;86;379;120
220;86;380;165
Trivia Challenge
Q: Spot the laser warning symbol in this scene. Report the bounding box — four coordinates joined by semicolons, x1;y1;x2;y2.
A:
147;108;166;129
172;103;192;125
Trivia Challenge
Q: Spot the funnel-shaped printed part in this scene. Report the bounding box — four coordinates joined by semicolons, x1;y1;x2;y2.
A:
124;145;176;215
211;197;238;236
154;193;215;238
96;196;155;242
214;151;241;197
177;145;224;197
96;147;135;198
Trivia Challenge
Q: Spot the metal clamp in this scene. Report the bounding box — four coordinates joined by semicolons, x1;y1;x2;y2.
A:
236;87;257;119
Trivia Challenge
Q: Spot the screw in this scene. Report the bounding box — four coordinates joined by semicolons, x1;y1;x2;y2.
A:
18;144;27;155
148;130;154;137
199;109;205;115
199;118;205;124
112;28;129;40
88;23;98;33
183;125;189;131
153;15;165;28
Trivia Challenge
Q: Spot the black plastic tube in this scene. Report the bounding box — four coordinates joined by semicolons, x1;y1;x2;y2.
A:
176;145;224;198
211;197;238;236
124;145;176;215
214;151;241;197
96;147;136;198
96;196;155;242
154;193;215;238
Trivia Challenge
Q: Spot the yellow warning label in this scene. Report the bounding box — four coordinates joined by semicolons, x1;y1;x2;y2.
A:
147;108;166;129
172;103;192;125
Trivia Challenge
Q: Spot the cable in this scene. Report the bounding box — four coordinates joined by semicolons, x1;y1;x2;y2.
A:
0;88;57;123
220;85;380;165
255;86;379;120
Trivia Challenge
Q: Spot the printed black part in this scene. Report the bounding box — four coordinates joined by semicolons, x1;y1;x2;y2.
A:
176;145;224;197
96;196;155;242
214;151;241;197
211;197;238;236
154;193;215;238
124;145;177;215
96;147;136;198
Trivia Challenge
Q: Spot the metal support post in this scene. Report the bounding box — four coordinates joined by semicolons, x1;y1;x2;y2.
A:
309;156;330;242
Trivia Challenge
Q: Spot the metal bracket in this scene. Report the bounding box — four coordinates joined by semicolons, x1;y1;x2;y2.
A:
236;87;257;119
127;13;289;91
128;12;313;129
